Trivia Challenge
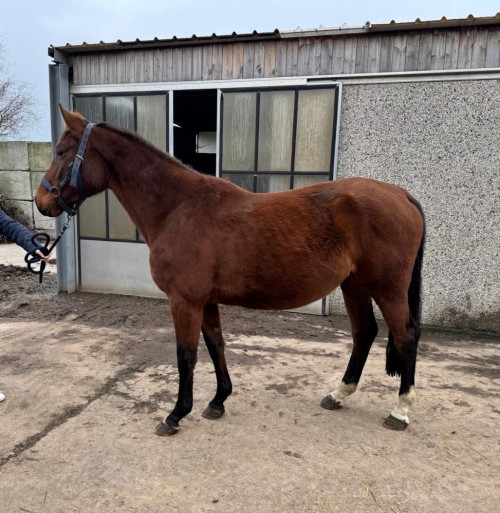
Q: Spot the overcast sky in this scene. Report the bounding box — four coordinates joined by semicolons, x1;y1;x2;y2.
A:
2;0;499;141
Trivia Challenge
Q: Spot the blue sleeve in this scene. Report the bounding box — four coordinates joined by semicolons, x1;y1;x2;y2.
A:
0;208;40;254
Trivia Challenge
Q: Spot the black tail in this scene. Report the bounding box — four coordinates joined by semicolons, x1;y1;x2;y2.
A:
386;196;425;377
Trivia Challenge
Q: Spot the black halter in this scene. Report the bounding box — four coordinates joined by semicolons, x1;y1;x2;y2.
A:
41;122;94;216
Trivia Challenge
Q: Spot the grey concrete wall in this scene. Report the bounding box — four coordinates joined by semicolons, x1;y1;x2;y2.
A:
0;142;54;233
334;79;500;333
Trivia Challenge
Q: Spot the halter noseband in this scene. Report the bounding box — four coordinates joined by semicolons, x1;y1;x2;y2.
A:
41;122;95;216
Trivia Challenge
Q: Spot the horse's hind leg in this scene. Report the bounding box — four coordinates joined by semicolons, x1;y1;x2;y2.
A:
201;304;233;420
375;294;421;431
321;277;378;410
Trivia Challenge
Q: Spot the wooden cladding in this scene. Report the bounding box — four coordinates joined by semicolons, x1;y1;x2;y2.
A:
72;27;500;85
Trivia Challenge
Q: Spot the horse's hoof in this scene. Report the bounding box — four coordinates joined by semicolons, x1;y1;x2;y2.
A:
155;419;179;436
320;395;342;410
202;404;225;420
383;414;408;431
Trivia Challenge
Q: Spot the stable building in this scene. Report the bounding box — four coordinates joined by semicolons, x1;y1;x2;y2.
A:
48;14;500;331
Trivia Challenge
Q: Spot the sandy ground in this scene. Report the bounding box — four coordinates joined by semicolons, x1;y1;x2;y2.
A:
0;245;499;513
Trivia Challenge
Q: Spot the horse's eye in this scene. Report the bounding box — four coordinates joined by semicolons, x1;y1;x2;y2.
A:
56;149;64;158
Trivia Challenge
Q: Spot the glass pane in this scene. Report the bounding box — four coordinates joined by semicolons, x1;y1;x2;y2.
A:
108;190;137;240
294;89;335;172
79;192;106;238
293;175;329;189
137;95;167;151
74;97;105;238
74;97;104;123
256;175;290;193
223;173;254;192
106;96;135;130
105;97;136;240
221;92;256;171
258;91;294;172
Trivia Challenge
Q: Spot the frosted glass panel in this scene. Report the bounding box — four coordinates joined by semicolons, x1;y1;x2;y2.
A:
75;97;105;238
258;91;294;171
294;89;335;172
106;96;135;130
79;192;106;238
225;174;254;192
293;175;329;189
108;191;136;240
137;95;167;151
222;92;256;171
74;97;103;123
257;175;290;193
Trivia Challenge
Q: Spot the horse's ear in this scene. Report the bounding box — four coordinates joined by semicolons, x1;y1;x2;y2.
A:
59;104;88;135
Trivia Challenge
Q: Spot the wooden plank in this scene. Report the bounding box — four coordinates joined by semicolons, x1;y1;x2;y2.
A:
297;38;311;76
417;32;433;70
116;53;127;83
312;38;322;75
471;29;488;68
286;39;299;76
444;30;460;69
125;51;135;83
343;37;357;73
181;47;193;81
72;56;83;86
212;44;223;80
172;47;183;81
144;50;154;83
367;35;381;73
430;30;446;70
242;42;255;79
232;43;244;79
153;49;164;82
107;53;117;84
254;41;265;78
222;44;233;79
134;50;145;82
320;38;333;75
192;46;203;81
354;36;369;73
263;41;276;78
485;28;500;67
392;33;407;71
331;37;345;74
404;32;420;71
378;35;394;72
457;28;474;68
162;48;173;81
202;44;214;80
275;40;287;77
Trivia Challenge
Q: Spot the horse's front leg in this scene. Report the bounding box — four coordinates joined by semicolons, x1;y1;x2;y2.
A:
201;304;232;420
155;299;203;436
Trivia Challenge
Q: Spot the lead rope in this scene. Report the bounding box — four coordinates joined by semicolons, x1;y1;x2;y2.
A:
25;213;75;283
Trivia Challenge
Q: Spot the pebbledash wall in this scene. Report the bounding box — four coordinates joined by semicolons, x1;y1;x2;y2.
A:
0;142;54;234
330;79;500;332
47;15;500;333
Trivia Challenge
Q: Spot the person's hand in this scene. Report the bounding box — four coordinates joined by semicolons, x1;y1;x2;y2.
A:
35;249;52;263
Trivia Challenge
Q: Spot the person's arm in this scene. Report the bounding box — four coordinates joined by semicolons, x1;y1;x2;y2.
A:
0;208;44;254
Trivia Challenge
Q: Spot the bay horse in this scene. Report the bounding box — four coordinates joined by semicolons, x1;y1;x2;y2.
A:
36;106;425;436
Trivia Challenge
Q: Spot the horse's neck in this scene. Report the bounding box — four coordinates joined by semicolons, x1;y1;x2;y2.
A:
98;131;200;243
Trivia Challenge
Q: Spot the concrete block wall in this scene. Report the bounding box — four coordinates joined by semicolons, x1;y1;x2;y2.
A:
0;142;54;234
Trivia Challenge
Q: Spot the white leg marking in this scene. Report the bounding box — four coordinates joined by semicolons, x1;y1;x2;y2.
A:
328;382;357;406
390;387;416;424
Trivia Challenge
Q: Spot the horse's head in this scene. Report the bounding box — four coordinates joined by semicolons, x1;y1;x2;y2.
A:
36;106;108;217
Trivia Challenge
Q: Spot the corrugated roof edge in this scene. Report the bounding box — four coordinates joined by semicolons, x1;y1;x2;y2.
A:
49;13;500;56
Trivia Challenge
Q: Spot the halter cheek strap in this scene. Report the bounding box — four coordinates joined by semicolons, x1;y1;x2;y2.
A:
42;122;95;216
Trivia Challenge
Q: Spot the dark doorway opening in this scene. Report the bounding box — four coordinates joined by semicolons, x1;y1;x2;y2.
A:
173;90;217;176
